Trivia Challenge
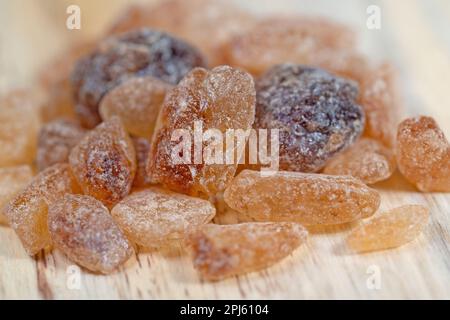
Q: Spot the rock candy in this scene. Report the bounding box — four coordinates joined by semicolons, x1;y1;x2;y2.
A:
4;164;81;255
347;205;429;252
48;194;133;273
186;222;308;280
323;138;396;184
396;116;450;192
132;137;152;188
69;117;136;207
224;170;380;225
147;66;256;197
111;187;215;247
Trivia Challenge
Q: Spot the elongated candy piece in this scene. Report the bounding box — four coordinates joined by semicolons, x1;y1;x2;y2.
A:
186;222;308;280
4;164;81;255
347;205;429;253
48;194;133;273
224;170;380;225
111;187;215;247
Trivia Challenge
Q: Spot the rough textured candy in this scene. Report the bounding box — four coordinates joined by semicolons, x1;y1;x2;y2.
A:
132;137;152;188
360;63;401;147
186;222;308;280
148;66;256;197
37;119;87;171
347;205;429;253
0;166;34;225
224;170;380;225
0;90;41;167
109;0;255;66
48;194;133;273
396;116;450;192
4;164;81;255
224;17;356;76
69;117;136;207
99;77;172;138
254;64;365;172
111;188;215;247
71;28;206;128
323;138;396;184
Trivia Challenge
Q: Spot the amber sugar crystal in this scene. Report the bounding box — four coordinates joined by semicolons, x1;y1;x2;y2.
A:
396;116;450;192
69;117;136;207
224;170;380;225
111;187;215;248
347;205;429;253
147;66;256;198
0;166;34;225
4;164;81;255
48;194;133;273
0;90;41;167
323;138;396;184
100;77;173;138
186;222;308;280
131;137;152;188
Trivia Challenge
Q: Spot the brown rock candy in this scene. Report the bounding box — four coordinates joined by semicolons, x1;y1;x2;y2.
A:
108;0;255;66
48;194;133;273
186;222;308;280
224;170;380;225
0;166;34;225
0;90;41;167
147;66;256;198
111;187;215;247
71;28;206;128
396;116;450;192
37;119;87;171
323;138;396;184
132;137;152;188
4;164;81;255
347;205;429;253
69;117;136;207
99;77;172;138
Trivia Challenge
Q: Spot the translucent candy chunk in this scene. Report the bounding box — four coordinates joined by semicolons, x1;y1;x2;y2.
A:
324;138;396;184
396;116;450;192
37;119;87;171
69;117;136;206
148;66;256;197
4;164;81;255
224;170;380;225
347;205;429;253
132;137;152;188
111;187;215;248
186;222;308;280
0;166;34;225
254;64;365;172
99;77;173;138
48;194;133;273
0;90;41;167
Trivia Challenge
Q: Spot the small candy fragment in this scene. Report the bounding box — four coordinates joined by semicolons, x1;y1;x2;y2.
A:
48;194;133;273
396;116;450;192
4;164;81;255
347;205;429;253
254;64;365;172
100;77;172;138
132;137;152;188
69;117;136;207
323;138;396;184
148;66;256;197
0;90;41;167
111;187;215;247
0;166;34;225
186;222;308;280
71;28;206;128
36;119;87;171
359;63;401;147
224;170;380;225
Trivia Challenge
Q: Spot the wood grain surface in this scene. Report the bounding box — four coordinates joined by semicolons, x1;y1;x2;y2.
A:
0;0;449;299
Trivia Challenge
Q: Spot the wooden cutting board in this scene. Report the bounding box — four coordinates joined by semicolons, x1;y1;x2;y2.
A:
1;0;449;299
